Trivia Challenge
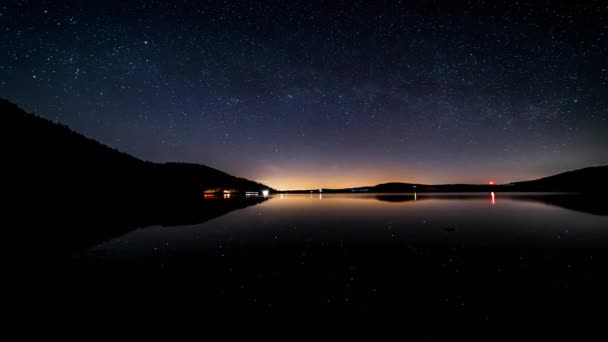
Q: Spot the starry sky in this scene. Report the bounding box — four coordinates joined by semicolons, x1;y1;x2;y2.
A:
2;1;607;189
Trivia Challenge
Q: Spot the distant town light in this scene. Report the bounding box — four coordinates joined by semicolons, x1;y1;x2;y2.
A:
262;189;269;197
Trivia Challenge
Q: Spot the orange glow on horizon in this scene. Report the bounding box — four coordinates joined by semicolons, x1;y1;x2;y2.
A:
258;175;436;191
254;167;521;190
261;177;502;191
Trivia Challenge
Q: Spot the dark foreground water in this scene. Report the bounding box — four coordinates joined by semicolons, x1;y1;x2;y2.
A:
54;193;608;334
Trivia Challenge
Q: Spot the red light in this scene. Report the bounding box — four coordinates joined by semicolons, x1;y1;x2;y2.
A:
489;181;495;185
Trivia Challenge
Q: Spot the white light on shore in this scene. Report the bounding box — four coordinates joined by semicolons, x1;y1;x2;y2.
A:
262;189;269;197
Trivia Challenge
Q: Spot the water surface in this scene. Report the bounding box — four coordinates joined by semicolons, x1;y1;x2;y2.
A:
76;193;608;328
92;192;608;257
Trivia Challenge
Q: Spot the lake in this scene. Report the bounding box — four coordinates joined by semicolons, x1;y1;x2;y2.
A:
67;193;608;332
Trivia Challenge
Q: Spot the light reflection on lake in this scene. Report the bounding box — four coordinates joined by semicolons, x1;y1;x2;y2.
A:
92;192;608;257
83;193;608;323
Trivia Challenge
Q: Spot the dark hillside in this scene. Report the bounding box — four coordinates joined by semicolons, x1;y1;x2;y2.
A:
2;98;270;253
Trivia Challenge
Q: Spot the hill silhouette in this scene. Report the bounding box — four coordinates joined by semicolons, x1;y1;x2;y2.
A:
3;98;270;197
0;99;268;199
508;166;608;192
2;98;270;254
368;166;607;193
283;166;607;193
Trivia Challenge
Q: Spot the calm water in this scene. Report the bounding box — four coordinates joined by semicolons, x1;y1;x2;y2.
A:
91;192;608;258
72;193;608;331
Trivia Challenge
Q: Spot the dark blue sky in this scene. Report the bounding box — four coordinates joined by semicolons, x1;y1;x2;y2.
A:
2;1;607;189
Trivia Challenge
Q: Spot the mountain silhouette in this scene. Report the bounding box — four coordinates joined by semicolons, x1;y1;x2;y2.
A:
3;98;270;197
2;98;270;254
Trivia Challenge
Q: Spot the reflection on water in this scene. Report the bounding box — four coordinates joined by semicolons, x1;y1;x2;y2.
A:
80;193;608;325
89;192;608;265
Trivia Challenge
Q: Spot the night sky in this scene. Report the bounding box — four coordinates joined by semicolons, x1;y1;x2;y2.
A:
2;1;607;189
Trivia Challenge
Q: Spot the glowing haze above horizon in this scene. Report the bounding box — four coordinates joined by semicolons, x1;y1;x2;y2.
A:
2;1;607;190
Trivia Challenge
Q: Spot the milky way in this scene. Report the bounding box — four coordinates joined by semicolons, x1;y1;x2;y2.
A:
2;1;607;189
